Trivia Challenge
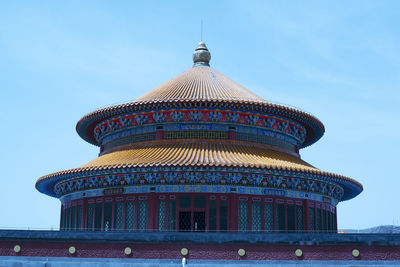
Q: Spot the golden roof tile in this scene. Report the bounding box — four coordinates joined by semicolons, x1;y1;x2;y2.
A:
80;141;314;170
133;67;267;104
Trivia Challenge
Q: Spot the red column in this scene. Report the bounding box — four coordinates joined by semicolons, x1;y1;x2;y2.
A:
230;194;238;232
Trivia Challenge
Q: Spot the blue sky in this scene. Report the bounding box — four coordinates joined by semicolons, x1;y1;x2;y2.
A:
0;1;399;229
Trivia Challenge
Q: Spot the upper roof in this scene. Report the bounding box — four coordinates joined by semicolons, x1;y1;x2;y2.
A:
133;66;266;104
75;42;325;148
134;42;265;103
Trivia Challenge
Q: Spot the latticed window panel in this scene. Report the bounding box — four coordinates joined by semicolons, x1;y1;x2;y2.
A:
220;201;228;232
236;132;295;151
264;203;274;232
332;213;337;232
326;210;330;232
114;202;123;231
103;203;112;232
238;201;248;232
287;205;295;232
209;201;217;232
65;207;70;230
61;207;66;230
125;201;135;232
164;130;228;140
94;204;102;231
158;201;166;231
296;206;304;232
194;212;206;232
76;205;82;231
104;132;156;151
168;201;176;231
138;201;148;232
252;202;261;232
327;211;332;233
309;207;315;232
86;204;94;231
179;211;191;232
330;211;336;233
276;204;285;233
316;209;321;232
71;206;76;231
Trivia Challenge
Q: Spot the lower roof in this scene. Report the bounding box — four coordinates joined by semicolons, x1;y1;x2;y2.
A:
36;140;362;201
82;140;315;171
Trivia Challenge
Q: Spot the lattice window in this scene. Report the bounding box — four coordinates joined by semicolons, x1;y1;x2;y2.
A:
86;204;94;231
309;207;315;232
264;203;274;232
138;201;148;232
71;206;76;231
164;130;228;140
64;207;70;230
316;208;321;232
168;201;176;231
209;200;217;232
194;212;205;232
236;132;295;151
114;202;123;231
125;201;135;232
179;196;191;208
76;205;82;231
331;211;336;233
94;203;102;231
103;203;112;232
327;211;332;233
179;211;191;232
296;206;304;233
61;206;66;230
276;204;285;233
238;201;248;232
252;202;261;232
287;205;295;232
104;132;156;150
220;201;228;232
194;196;206;208
333;212;337;231
158;200;166;231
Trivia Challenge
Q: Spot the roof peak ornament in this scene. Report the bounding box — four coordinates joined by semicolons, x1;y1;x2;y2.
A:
193;42;211;67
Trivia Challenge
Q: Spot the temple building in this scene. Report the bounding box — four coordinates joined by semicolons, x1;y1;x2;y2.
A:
36;42;362;234
4;42;400;266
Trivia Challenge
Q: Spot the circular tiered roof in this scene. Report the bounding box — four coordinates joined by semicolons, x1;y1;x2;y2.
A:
36;42;362;202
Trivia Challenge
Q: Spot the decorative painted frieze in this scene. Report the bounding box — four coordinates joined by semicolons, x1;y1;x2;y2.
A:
54;168;344;200
93;109;307;144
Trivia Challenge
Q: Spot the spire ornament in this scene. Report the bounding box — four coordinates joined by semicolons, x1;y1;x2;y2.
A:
193;42;211;67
